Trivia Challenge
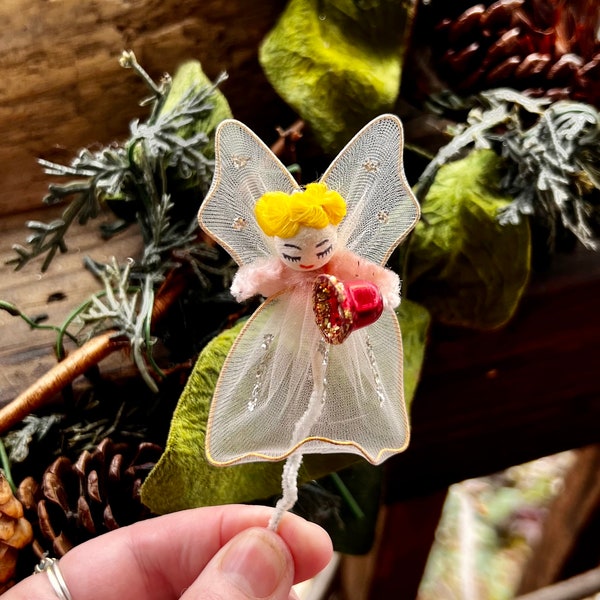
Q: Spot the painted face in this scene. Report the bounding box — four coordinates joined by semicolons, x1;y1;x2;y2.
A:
274;225;338;272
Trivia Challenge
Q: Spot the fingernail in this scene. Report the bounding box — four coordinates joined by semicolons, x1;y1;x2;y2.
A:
220;529;288;598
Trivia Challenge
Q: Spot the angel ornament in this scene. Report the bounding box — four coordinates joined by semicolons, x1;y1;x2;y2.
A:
198;114;420;530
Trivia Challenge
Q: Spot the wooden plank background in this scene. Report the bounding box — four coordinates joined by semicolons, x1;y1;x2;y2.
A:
0;0;289;217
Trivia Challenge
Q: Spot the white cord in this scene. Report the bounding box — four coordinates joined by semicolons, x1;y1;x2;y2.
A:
269;344;329;531
269;452;303;531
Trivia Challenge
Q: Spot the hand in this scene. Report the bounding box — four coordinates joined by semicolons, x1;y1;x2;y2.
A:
6;505;333;600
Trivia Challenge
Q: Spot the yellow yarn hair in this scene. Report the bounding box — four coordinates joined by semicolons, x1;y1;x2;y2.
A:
255;182;347;238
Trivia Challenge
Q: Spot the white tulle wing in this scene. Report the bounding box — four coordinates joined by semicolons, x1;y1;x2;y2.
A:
321;114;420;265
206;286;408;466
198;119;300;265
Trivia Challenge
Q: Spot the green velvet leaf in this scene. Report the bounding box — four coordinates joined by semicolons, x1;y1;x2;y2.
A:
406;149;531;330
259;0;417;153
141;297;430;514
397;298;430;409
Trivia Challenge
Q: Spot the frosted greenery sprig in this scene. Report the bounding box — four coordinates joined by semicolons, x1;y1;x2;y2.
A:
3;51;234;393
497;99;599;250
8;50;226;272
417;88;600;251
76;257;161;391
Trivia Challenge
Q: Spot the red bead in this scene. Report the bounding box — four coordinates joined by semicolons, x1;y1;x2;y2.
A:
312;274;384;344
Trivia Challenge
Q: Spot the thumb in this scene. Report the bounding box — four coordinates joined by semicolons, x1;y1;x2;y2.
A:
181;527;297;600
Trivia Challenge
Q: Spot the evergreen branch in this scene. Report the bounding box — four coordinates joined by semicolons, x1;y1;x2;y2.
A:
7;52;224;272
418;89;600;250
5;52;230;402
128;71;227;184
8;177;103;271
75;257;168;392
415;103;510;201
2;414;62;465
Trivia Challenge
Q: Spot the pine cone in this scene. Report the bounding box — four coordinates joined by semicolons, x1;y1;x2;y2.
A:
18;438;162;557
0;472;34;593
407;0;600;106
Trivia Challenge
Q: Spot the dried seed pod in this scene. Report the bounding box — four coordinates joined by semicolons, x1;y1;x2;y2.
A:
578;56;600;80
0;477;12;505
514;53;552;79
480;0;525;31
547;53;584;83
4;518;33;549
443;42;482;73
0;546;18;592
21;438;162;557
0;473;34;590
485;56;522;85
484;28;523;65
447;4;486;44
405;0;600;107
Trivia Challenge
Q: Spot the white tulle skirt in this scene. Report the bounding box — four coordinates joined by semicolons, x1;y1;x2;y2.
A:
205;281;409;466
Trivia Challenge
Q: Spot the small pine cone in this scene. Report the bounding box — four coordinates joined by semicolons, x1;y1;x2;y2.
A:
0;472;34;593
20;438;162;557
408;0;600;106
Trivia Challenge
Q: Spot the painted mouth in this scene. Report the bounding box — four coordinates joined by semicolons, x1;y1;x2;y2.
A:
300;264;314;270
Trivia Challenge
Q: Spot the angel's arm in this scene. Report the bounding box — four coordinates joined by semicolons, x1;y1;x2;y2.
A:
328;249;401;309
230;257;287;302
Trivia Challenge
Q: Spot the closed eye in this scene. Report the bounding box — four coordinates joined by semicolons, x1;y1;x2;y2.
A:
282;253;301;262
316;245;333;259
